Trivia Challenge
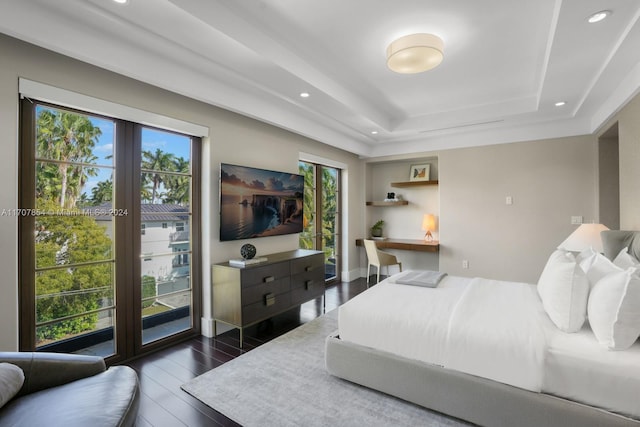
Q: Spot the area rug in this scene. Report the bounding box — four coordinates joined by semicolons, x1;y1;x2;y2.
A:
181;310;471;427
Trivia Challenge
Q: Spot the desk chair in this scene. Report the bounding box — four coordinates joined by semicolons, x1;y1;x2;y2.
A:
363;239;402;287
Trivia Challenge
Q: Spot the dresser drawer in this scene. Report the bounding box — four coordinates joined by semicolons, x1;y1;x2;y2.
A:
290;277;324;305
242;292;292;325
241;277;290;306
241;261;290;286
290;253;324;275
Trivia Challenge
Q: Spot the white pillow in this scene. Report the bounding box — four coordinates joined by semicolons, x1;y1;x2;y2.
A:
537;250;589;332
613;247;640;270
0;362;25;408
578;248;622;289
588;268;640;350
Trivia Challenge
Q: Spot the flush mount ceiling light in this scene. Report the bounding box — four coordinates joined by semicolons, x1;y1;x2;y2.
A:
555;101;566;107
113;0;128;3
299;92;310;98
587;10;611;23
387;33;444;74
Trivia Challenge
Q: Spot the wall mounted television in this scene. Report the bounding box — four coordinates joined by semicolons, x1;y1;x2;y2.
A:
219;163;304;241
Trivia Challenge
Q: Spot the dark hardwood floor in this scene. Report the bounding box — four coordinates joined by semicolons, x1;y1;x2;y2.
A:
125;278;370;427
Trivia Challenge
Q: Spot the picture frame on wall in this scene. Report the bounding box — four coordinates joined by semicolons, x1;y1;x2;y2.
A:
409;163;430;181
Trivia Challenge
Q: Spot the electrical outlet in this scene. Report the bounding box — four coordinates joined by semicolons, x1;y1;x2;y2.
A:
571;216;583;225
462;260;469;269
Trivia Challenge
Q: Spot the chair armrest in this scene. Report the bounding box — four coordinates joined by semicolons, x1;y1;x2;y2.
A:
377;250;399;265
0;351;106;397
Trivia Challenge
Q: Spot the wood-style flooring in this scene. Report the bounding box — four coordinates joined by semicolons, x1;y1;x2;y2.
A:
126;278;370;427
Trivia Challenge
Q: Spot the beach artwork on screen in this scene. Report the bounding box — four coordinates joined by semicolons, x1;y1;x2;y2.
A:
219;163;304;241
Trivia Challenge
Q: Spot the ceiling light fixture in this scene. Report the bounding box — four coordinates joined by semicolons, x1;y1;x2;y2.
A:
371;131;378;135
555;101;566;107
587;10;611;23
387;33;444;74
299;92;310;98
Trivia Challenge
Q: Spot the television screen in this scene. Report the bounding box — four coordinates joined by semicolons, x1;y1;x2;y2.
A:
220;163;304;241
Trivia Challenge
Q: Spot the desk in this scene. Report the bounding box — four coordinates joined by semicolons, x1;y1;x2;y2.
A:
355;238;439;253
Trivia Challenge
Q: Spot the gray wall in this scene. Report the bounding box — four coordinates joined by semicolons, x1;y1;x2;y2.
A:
438;136;597;283
364;135;599;284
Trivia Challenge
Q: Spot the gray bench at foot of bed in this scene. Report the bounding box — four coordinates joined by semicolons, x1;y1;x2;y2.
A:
325;333;639;427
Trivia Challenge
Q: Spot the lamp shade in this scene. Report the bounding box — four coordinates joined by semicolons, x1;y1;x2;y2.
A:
422;214;436;231
387;33;444;74
558;223;610;253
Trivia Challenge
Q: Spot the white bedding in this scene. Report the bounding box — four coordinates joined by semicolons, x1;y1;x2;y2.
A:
338;271;640;419
339;273;553;392
444;277;550;391
544;322;640;419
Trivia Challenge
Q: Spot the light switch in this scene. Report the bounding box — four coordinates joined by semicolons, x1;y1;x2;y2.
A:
505;196;513;205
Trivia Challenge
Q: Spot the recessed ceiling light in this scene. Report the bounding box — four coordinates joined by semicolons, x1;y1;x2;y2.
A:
587;10;611;23
113;0;128;3
555;101;566;107
299;92;310;98
371;131;378;135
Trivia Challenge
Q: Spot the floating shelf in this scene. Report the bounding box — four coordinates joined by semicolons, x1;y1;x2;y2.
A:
390;180;439;188
366;200;409;206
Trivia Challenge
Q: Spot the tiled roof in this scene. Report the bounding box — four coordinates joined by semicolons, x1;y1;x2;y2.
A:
87;202;190;222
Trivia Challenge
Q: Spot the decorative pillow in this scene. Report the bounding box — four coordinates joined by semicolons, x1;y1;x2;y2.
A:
0;362;25;408
578;247;622;289
537;250;589;332
588;268;640;350
613;247;640;270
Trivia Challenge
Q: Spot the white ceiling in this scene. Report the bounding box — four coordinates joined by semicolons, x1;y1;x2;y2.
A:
1;0;639;158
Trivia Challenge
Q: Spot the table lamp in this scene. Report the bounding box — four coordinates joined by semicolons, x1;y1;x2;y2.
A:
557;223;609;253
422;214;436;242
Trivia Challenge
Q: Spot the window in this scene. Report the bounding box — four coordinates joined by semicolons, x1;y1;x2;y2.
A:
299;161;341;283
19;100;201;362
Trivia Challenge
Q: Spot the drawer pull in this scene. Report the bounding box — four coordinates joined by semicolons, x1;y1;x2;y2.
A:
305;266;313;272
264;292;276;306
305;280;313;290
263;276;275;283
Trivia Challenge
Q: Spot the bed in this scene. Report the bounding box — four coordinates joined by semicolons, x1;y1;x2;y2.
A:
325;230;640;427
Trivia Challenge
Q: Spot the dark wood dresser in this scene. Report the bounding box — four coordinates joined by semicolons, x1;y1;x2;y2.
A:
212;249;325;347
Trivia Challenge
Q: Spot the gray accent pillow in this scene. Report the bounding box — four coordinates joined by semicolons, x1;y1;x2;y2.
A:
0;362;25;408
601;230;640;261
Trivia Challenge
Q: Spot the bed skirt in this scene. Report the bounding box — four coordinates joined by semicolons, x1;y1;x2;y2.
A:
325;333;640;427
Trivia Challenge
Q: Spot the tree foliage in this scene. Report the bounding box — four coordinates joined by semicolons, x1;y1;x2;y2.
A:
141;149;190;205
36;109;101;208
34;107;112;344
298;162;338;264
35;200;113;342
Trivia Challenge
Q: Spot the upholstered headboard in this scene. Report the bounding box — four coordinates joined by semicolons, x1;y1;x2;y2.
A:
601;230;640;261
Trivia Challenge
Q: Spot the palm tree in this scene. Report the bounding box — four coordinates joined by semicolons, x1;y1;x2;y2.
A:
36;109;102;208
91;179;113;204
141;149;175;204
163;156;190;205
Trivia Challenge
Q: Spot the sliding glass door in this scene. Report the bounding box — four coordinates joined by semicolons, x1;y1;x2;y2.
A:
299;161;341;284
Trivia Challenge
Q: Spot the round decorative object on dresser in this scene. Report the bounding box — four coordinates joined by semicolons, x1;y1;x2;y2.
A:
240;243;257;260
